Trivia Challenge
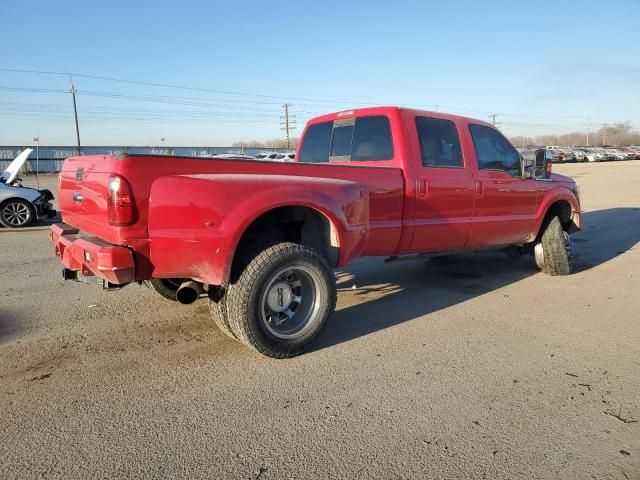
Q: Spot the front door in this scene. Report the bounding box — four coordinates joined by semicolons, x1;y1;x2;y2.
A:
467;124;538;247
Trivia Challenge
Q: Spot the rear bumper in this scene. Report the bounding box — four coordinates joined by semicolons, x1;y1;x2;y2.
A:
49;223;135;285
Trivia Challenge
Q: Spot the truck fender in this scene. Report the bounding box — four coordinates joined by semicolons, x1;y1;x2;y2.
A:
148;174;370;285
533;186;581;239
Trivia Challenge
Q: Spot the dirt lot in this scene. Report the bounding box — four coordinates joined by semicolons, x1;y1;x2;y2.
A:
1;162;639;479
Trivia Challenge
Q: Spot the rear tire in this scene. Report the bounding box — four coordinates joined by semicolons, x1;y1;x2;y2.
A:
222;242;336;358
534;216;572;275
208;288;238;340
0;198;35;228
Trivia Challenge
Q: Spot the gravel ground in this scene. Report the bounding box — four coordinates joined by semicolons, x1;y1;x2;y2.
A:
1;162;639;479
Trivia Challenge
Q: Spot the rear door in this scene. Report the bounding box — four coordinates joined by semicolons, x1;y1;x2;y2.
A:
407;115;475;252
297;114;403;254
466;124;537;247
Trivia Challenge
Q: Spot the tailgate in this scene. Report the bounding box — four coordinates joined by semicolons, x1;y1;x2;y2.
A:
58;155;119;241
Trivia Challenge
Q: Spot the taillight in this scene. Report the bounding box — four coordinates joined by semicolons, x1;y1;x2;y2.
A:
107;174;134;226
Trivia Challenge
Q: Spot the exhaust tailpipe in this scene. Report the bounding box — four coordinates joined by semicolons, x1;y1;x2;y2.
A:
176;281;204;304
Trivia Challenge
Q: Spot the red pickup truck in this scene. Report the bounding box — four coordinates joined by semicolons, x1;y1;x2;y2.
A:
50;107;582;357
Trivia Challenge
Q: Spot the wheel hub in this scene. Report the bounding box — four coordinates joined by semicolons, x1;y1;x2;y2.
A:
266;282;294;312
534;242;545;269
2;202;30;226
259;265;322;340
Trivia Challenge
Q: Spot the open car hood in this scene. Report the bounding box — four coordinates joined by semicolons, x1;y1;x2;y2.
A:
1;148;33;185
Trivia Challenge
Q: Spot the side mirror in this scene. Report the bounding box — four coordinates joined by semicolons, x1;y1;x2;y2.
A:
521;149;553;179
535;149;553;179
521;156;536;179
520;151;536;179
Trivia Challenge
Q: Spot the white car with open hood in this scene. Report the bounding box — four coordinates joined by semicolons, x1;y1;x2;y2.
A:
0;148;56;228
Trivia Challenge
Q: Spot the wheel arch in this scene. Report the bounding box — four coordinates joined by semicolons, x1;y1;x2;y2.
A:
224;203;344;284
534;195;578;241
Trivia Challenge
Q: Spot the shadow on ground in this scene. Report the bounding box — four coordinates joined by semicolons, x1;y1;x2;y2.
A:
315;208;640;351
0;308;22;342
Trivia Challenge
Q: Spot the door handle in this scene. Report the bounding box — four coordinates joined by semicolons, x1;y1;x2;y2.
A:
416;179;428;198
474;180;484;197
72;192;83;203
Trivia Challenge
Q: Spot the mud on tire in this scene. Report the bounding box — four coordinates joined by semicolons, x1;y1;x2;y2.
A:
535;216;572;275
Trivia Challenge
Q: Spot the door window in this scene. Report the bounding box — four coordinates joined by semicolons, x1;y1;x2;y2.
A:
415;116;463;167
469;124;521;176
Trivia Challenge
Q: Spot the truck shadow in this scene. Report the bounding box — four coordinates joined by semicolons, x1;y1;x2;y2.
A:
0;308;22;342
315;207;640;351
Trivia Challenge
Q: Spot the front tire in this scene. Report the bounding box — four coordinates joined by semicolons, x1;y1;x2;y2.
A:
534;216;572;275
0;199;35;228
221;242;336;358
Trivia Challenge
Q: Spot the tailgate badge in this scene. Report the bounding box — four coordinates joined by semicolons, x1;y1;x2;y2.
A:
75;168;84;182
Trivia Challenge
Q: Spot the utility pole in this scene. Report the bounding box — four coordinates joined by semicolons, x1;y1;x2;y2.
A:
586;118;590;146
280;104;296;150
489;113;499;126
70;82;82;155
33;136;40;189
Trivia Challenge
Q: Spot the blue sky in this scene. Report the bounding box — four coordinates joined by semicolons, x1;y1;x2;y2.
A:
1;0;639;145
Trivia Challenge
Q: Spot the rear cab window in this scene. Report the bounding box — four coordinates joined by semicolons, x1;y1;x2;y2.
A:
298;115;394;164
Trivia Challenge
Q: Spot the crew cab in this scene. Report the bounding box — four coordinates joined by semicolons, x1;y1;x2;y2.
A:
50;107;582;357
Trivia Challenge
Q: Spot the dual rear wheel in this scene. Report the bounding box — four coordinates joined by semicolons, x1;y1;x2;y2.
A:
210;242;336;358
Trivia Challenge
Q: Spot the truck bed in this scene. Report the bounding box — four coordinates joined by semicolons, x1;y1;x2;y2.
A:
58;154;406;280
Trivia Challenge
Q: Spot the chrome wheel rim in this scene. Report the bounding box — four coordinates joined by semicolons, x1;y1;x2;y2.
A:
534;242;545;269
259;265;322;340
2;202;30;226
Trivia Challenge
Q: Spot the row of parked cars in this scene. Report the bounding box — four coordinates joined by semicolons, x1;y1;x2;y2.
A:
201;152;297;161
541;145;640;163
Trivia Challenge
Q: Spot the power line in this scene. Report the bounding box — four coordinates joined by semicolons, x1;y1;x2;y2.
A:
0;68;613;122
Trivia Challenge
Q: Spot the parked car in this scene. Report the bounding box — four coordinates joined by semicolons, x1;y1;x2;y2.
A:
255;152;280;160
49;107;581;357
211;154;256;160
0;148;56;228
570;148;586;162
574;148;603;162
591;147;614;161
274;153;296;162
616;147;638;159
604;148;627;161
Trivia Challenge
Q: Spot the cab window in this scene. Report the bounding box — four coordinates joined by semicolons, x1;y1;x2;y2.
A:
469;124;521;175
298;121;332;163
298;115;393;163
